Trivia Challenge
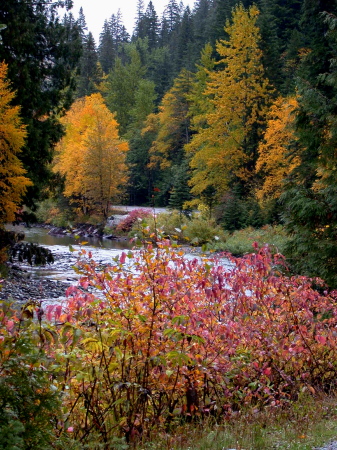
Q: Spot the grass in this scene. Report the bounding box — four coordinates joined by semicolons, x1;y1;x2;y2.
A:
137;393;337;449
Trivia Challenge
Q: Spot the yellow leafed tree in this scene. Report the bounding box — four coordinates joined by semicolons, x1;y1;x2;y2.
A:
0;62;32;225
186;4;272;202
53;94;128;216
256;96;300;201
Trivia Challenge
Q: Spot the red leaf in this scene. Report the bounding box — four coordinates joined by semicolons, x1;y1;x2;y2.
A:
315;335;327;345
120;252;126;264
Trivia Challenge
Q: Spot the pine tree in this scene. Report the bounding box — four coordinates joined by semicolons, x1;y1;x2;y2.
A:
134;0;146;38
126;79;157;204
172;6;195;74
168;160;192;212
99;20;115;74
164;0;182;32
0;0;81;207
105;43;147;135
77;32;102;98
77;7;88;38
144;1;160;49
281;2;337;287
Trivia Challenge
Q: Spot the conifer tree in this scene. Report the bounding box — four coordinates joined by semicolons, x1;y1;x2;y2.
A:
0;0;81;207
143;68;194;203
144;2;160;49
99;20;115;74
105;44;147;135
281;3;337;286
77;32;102;98
187;4;272;203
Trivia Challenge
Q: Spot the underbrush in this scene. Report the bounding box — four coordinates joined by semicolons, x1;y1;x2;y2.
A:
2;237;337;448
214;225;291;256
131;210;226;245
141;393;337;449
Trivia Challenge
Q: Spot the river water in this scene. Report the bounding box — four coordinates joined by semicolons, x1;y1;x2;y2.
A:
8;225;132;282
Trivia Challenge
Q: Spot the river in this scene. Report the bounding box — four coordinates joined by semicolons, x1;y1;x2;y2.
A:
7;225;132;282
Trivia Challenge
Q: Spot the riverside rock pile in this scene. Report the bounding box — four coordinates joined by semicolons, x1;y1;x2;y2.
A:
0;264;69;305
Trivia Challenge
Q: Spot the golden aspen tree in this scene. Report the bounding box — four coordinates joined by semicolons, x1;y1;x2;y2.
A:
53;94;128;216
0;62;32;225
186;4;272;202
256;96;300;201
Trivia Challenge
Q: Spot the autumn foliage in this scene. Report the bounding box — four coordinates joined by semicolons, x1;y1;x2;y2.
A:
186;5;272;201
53;93;128;217
256;96;300;201
0;62;32;226
2;239;337;445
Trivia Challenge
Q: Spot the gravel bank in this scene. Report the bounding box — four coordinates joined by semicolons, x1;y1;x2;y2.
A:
0;264;69;306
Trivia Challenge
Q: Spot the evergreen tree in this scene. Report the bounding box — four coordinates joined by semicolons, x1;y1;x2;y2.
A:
168;160;192;212
281;1;337;287
0;0;81;207
77;32;101;98
110;10;130;61
192;0;214;58
77;6;88;38
172;6;195;74
164;0;182;32
144;2;160;49
134;0;146;38
126;79;157;204
105;43;147;135
99;20;115;74
257;0;283;91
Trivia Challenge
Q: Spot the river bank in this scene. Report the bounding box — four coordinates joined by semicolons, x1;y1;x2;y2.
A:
0;266;68;305
1;223;132;306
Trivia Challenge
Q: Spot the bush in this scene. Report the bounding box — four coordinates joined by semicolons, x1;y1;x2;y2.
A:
4;239;337;447
35;198;74;227
115;208;152;233
0;302;62;449
43;240;337;445
131;211;226;245
213;225;291;256
183;216;226;245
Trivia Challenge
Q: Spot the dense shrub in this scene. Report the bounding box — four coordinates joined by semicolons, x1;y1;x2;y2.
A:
0;302;62;449
115;208;152;233
213;225;291;256
3;239;337;446
46;241;337;444
131;211;226;245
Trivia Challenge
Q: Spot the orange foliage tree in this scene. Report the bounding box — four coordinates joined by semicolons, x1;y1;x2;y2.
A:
256;96;300;201
0;62;32;226
53;94;128;216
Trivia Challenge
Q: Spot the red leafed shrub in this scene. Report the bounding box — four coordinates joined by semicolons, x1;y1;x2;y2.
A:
115;208;152;232
15;240;337;444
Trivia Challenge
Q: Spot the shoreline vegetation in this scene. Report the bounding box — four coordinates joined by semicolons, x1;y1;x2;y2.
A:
2;214;337;448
